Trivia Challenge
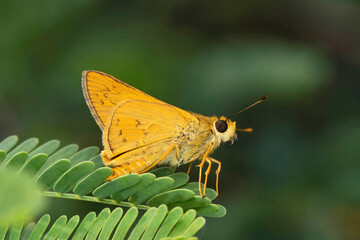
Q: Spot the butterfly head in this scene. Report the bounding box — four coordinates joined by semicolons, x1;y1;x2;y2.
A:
213;95;268;146
214;116;237;146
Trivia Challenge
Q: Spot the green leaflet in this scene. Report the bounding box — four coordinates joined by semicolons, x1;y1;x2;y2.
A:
112;207;138;240
111;173;156;202
0;224;9;240
36;144;79;178
89;154;105;169
73;167;113;195
168;210;196;237
182;217;206;237
193;204;219;216
20;222;36;240
19;154;48;177
128;207;157;240
8;220;23;240
72;212;96;240
154;207;183;240
57;216;79;240
98;208;123;240
0;151;6;165
43;215;67;240
28;214;51;240
0;135;18;152
150;167;174;177
196;204;227;218
34;159;72;190
129;177;174;205
141;205;168;239
166;172;190;190
141;205;168;240
2;138;38;166
28;140;60;160
161;237;197;240
3;151;28;170
85;208;111;240
181;182;217;200
69;146;99;166
168;196;212;211
93;174;141;199
53;161;95;193
147;189;195;207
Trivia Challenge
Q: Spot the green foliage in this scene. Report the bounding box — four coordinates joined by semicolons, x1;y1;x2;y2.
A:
0;135;225;217
0;207;204;240
0;135;226;239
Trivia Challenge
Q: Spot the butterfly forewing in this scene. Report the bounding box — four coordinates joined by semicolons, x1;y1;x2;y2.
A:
82;71;165;130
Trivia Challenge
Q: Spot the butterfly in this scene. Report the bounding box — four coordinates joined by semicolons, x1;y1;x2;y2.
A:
82;70;267;196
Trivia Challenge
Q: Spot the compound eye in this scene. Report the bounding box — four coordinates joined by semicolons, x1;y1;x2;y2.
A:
215;120;228;133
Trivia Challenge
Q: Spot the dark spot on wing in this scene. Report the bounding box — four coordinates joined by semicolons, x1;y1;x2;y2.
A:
119;129;122;136
136;120;141;127
122;138;127;143
100;100;104;105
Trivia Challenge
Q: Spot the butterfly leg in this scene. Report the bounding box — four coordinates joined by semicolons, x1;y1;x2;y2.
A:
203;158;212;196
207;157;221;196
196;142;214;197
176;144;181;160
138;145;176;174
187;161;193;175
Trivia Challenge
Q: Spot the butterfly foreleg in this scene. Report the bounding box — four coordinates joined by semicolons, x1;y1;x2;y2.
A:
196;142;214;197
207;157;221;196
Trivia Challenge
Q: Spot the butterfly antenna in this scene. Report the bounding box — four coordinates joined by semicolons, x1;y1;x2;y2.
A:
237;128;253;132
226;94;268;119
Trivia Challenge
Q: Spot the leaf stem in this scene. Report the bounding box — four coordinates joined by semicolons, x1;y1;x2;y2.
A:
41;191;151;210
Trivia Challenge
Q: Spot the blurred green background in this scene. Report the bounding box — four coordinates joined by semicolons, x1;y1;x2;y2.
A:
0;0;359;239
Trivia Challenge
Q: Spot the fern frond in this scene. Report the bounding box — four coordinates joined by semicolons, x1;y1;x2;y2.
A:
0;206;204;240
0;136;226;218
